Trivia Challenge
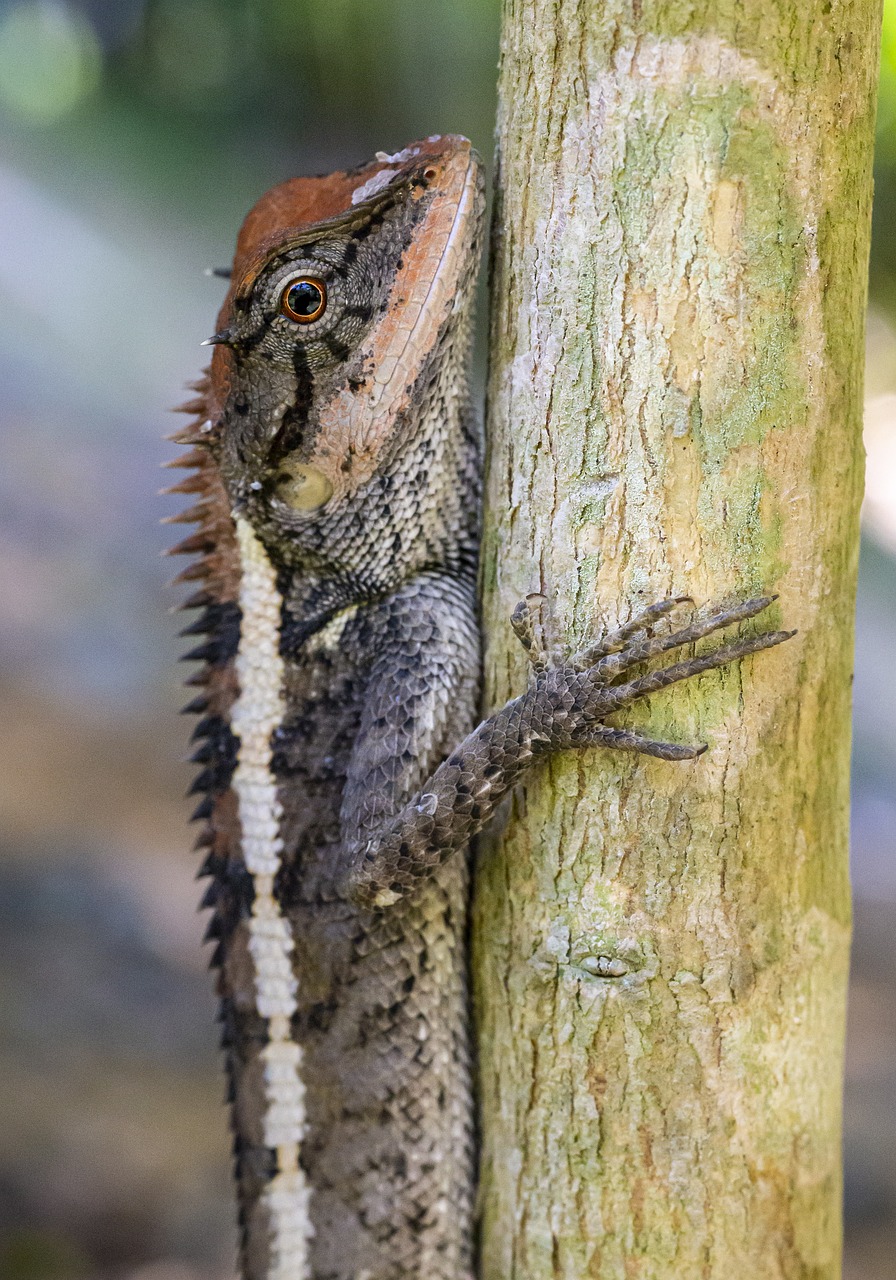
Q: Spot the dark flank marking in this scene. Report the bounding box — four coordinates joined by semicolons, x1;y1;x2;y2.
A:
275;567;383;659
269;345;315;463
187;719;238;796
180;601;242;666
324;334;351;361
227;305;280;351
351;213;384;241
279;605;346;657
271;725;340;779
343;303;373;320
307;996;339;1032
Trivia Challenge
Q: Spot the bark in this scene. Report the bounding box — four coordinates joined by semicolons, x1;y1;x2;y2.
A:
473;2;881;1278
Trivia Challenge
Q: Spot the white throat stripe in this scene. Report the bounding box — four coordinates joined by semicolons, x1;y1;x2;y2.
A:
232;516;312;1279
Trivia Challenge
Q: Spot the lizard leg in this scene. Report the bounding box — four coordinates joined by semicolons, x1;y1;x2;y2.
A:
337;573;480;857
341;594;794;908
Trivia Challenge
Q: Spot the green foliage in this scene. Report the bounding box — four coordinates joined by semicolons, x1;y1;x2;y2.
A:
878;0;896;160
112;0;501;148
0;1230;89;1280
872;0;896;312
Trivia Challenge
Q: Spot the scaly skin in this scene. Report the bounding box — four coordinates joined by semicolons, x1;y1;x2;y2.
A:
166;135;792;1280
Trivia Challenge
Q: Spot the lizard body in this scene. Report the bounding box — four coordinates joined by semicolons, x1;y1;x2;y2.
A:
166;135;792;1280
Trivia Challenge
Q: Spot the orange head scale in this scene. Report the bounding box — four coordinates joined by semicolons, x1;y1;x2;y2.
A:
203;136;485;621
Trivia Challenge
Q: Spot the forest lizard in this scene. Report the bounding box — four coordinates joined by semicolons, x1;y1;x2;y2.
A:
165;134;792;1280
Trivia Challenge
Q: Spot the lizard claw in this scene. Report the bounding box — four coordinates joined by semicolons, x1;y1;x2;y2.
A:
582;596;795;721
572;595;692;669
510;593;555;672
529;592;794;760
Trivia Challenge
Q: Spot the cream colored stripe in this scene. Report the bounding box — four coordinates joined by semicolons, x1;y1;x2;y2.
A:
312;146;479;494
232;516;312;1280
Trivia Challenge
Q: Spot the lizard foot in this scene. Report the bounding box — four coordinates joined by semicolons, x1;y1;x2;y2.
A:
513;593;795;761
339;594;795;907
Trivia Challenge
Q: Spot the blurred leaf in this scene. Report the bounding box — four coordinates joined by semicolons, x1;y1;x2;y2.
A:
871;0;896;318
131;0;262;114
0;2;102;123
878;0;896;161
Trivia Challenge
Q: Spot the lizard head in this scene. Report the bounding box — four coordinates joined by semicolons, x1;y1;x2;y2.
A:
205;135;484;602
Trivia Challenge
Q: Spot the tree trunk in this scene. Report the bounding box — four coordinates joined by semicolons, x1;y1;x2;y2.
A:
473;3;881;1278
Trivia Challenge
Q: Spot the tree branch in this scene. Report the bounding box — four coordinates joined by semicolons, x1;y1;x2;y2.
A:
474;1;882;1275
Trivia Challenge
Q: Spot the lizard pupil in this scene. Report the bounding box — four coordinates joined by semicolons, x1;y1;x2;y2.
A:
282;278;327;323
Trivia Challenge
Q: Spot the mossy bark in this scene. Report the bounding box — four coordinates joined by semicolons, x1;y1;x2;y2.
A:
473;2;881;1277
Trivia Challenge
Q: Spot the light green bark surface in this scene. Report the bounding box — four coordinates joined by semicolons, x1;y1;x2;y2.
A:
474;2;881;1277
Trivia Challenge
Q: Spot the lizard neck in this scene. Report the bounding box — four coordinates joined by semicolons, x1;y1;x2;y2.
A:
234;280;481;611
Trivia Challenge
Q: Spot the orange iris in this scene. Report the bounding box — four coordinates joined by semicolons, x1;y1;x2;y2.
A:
280;277;327;324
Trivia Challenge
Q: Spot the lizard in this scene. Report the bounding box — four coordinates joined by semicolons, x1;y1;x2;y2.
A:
164;134;793;1280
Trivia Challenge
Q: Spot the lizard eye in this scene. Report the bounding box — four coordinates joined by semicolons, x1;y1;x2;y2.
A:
281;277;327;324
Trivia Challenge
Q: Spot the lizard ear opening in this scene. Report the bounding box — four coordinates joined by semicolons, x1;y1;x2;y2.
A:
275;462;334;512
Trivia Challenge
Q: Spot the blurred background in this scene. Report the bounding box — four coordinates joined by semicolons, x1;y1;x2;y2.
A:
0;2;893;1278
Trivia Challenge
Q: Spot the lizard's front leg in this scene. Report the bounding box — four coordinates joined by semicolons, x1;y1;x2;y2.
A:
343;595;794;908
275;572;481;1280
